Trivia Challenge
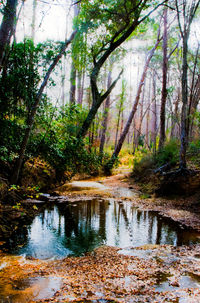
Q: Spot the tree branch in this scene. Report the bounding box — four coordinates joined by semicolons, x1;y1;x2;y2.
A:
100;69;123;102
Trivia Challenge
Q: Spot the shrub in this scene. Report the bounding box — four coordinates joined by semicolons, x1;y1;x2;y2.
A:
132;140;179;178
155;139;179;166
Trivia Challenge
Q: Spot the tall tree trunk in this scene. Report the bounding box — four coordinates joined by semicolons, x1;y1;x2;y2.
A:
179;35;188;169
188;75;200;140
69;62;76;104
31;0;37;42
77;70;82;105
170;88;180;139
146;78;151;148
151;69;157;152
99;70;112;153
115;105;122;149
10;31;76;184
133;79;145;153
0;0;18;71
187;45;200;140
108;35;161;168
159;4;168;150
175;0;200;169
69;3;79;105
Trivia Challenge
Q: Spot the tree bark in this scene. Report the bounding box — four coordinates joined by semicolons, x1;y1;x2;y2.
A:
151;69;157;152
69;62;76;104
170;88;180;139
0;0;18;71
10;31;76;184
179;35;188;169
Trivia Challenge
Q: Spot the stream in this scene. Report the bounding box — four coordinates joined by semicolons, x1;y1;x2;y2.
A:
3;198;200;259
0;180;200;302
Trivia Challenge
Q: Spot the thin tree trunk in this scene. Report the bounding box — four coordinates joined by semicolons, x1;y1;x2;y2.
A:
159;4;168;149
77;70;82;105
171;88;180;139
100;70;112;153
69;62;76;104
69;3;79;104
179;34;188;169
31;0;37;42
133;80;145;152
151;69;157;152
10;31;76;184
115;106;122;149
146;78;151;148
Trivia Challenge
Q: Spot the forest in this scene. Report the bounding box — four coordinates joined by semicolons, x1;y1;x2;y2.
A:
0;0;200;186
0;0;200;302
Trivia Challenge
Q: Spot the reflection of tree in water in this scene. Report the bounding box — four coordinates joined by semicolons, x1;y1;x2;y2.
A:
4;199;199;257
57;200;109;255
99;201;106;241
117;202;133;243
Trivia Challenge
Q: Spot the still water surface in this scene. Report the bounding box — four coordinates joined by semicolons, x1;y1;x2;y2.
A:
5;199;200;259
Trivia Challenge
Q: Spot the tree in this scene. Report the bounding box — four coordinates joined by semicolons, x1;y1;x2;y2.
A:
76;0;167;140
69;2;80;104
0;0;18;71
99;67;112;154
175;0;200;169
10;31;77;184
159;3;168;150
107;29;162;170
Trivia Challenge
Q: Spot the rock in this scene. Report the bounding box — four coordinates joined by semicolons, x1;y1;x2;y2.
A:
170;280;180;287
21;199;46;204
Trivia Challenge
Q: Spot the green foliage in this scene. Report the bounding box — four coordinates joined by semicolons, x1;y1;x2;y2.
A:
22;103;104;178
0;39;65;164
77;0;159;62
133;151;154;177
155;140;179;166
132;140;179;177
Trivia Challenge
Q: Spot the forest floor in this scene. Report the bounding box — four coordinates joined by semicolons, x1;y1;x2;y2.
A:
0;171;200;302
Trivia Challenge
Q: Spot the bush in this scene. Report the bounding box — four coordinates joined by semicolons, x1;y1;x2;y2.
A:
155;139;179;166
132;152;155;179
132;140;179;178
